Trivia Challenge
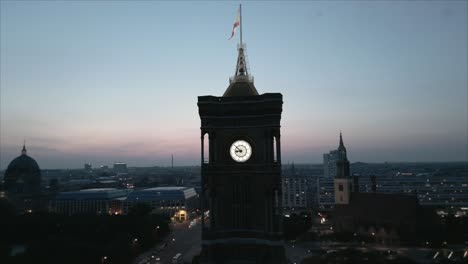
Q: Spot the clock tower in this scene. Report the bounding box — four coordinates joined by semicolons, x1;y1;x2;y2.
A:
197;44;286;263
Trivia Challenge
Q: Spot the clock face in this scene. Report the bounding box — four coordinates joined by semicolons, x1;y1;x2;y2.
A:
230;140;252;162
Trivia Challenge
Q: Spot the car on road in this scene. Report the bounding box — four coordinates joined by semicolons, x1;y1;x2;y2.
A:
172;253;182;264
155;243;167;253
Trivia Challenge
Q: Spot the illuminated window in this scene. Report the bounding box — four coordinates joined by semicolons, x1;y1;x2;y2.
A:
203;133;209;164
273;136;277;162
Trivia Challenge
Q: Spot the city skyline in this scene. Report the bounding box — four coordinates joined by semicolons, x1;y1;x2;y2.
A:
1;1;467;169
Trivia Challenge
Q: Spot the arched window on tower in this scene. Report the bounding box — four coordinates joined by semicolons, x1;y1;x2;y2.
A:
273;136;277;162
202;133;209;164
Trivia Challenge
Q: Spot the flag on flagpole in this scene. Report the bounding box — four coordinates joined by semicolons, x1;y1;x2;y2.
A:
229;7;240;40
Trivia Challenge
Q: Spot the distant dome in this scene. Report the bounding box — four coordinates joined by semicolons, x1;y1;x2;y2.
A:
3;145;41;194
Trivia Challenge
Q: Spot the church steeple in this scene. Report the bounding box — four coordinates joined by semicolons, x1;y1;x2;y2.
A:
338;132;346;152
21;140;27;155
334;132;352;205
337;132;347;161
335;132;350;179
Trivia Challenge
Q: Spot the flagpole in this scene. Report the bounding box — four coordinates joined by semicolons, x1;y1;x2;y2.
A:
239;4;243;48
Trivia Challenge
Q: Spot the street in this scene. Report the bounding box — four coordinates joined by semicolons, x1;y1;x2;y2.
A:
134;219;201;264
284;240;466;264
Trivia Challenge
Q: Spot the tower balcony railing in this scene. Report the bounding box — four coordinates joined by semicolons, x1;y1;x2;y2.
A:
229;75;254;84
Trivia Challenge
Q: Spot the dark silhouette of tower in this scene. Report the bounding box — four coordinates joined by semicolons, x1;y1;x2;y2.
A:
334;133;352;204
197;44;286;263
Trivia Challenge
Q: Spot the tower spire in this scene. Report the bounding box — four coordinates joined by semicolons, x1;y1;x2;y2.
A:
22;140;27;155
223;5;259;97
234;47;248;77
339;132;344;149
337;132;347;160
232;4;250;80
334;131;352;204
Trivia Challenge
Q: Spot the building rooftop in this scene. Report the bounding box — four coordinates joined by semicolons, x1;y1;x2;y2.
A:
56;188;130;200
127;186;197;201
143;186;186;191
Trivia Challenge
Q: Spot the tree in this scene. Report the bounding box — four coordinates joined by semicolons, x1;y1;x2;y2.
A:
0;198;16;219
128;202;152;217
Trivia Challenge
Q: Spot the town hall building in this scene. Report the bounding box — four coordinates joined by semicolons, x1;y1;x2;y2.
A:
197;40;286;263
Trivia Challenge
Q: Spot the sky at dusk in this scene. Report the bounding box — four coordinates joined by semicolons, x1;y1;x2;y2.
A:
1;1;467;169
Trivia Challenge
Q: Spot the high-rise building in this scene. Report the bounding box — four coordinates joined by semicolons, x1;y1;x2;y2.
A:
84;163;92;171
113;162;127;173
197;42;286;262
318;176;335;209
323;150;339;178
282;163;309;213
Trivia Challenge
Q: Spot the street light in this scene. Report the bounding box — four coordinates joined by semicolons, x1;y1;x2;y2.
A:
448;251;453;259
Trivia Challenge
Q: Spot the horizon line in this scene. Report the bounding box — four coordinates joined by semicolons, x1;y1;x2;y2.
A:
2;160;466;172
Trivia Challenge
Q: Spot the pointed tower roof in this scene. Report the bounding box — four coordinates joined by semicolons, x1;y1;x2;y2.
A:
223;45;259;97
338;132;346;152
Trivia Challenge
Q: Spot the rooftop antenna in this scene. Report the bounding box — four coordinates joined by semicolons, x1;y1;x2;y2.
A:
240;4;243;48
224;3;258;98
233;4;250;78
